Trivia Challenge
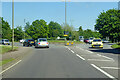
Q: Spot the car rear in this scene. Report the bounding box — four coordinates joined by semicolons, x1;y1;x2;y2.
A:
35;38;49;48
28;39;35;46
91;39;103;48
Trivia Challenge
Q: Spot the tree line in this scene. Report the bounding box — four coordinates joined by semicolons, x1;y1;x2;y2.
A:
95;9;120;42
1;9;119;42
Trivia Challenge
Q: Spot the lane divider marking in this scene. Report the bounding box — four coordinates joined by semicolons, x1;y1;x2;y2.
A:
101;67;120;70
0;60;22;74
97;54;114;60
85;50;93;53
71;50;75;53
91;64;115;78
76;54;85;60
88;59;114;61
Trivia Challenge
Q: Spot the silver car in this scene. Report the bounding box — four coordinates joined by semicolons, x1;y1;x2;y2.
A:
35;38;49;48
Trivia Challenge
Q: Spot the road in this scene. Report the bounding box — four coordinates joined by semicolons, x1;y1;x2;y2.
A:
2;43;120;79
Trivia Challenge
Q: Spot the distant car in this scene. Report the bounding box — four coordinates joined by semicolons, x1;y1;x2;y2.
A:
35;38;49;48
23;39;35;47
91;38;103;48
0;39;10;45
102;39;110;43
89;37;95;44
84;39;89;43
19;39;25;43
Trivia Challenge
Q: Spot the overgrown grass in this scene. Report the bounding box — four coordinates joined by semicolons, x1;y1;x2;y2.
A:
0;58;15;66
0;45;18;54
111;43;120;49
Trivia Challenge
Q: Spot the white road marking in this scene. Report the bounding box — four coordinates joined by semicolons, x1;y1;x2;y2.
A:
76;54;85;60
0;60;22;74
88;59;114;61
85;50;93;53
91;64;115;78
101;67;120;70
97;54;114;60
71;50;75;53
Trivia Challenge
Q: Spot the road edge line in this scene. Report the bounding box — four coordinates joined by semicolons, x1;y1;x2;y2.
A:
0;60;22;74
91;64;115;79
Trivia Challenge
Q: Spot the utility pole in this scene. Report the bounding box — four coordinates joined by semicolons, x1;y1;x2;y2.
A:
65;0;67;25
118;1;120;10
12;0;14;50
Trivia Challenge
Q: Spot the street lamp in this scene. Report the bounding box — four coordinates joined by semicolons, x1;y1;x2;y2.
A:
12;0;14;50
62;0;70;25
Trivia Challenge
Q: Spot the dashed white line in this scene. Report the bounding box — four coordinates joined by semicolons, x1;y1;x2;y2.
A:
97;54;114;60
0;60;22;74
88;59;114;61
91;64;115;78
71;50;75;53
101;67;120;70
85;50;93;53
76;54;85;60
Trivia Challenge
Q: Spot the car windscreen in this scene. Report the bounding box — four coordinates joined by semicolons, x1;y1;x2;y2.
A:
90;38;93;40
39;39;47;42
28;40;34;42
5;40;9;42
93;39;101;42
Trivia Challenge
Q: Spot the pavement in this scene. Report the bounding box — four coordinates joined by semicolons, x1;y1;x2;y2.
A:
1;43;120;79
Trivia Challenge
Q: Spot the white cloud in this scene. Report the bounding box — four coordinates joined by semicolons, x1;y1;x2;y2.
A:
1;0;120;2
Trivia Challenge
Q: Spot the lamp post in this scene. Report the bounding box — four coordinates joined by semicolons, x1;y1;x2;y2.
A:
12;0;14;50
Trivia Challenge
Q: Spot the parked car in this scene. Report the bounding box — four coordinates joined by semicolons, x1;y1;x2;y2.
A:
84;39;89;43
23;39;35;47
91;38;103;48
89;37;95;44
19;39;25;43
0;39;10;45
35;38;49;48
102;39;110;43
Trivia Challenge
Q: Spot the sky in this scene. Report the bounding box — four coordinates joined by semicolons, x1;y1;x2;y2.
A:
1;2;119;30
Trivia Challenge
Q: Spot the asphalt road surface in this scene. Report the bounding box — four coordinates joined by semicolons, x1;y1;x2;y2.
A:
2;43;120;79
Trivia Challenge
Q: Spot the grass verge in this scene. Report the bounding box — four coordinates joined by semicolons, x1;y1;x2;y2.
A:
0;45;18;54
111;43;120;49
48;40;84;44
0;58;15;66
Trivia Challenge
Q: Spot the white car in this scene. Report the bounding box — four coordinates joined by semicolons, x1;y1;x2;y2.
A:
19;39;25;43
89;37;95;44
35;38;49;48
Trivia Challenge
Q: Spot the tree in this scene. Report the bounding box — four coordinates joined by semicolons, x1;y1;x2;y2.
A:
48;21;63;38
78;26;84;36
25;19;49;40
1;17;12;41
14;26;24;41
95;9;120;42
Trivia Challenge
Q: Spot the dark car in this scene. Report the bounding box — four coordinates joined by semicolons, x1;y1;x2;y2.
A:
23;39;35;47
84;39;89;43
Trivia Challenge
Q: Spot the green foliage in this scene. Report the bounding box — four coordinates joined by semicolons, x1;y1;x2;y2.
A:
1;17;12;41
78;26;101;39
14;26;24;41
48;21;63;38
25;20;49;39
95;9;120;42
